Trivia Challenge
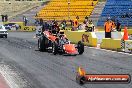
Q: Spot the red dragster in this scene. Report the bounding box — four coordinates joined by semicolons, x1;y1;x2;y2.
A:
38;31;84;55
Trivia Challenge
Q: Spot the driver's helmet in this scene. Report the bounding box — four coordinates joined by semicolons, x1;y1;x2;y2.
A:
59;34;65;39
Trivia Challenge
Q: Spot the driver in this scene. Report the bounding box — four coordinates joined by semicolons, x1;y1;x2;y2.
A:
58;34;69;48
60;35;68;43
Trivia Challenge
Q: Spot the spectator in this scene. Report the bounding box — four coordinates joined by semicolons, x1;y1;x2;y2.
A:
92;2;94;6
5;14;8;22
35;19;39;26
35;13;38;17
70;20;73;26
85;16;88;22
61;22;65;30
53;21;60;33
34;14;39;26
1;15;4;22
85;16;88;20
76;16;79;19
39;18;43;26
125;12;130;18
80;22;86;30
86;20;94;32
44;21;49;30
23;16;28;26
81;21;87;30
62;19;66;25
61;19;67;30
23;16;26;22
72;16;79;31
111;19;116;31
116;20;121;31
49;20;53;30
25;17;28;26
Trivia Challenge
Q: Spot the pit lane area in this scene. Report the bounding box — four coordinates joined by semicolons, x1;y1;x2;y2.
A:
0;32;131;88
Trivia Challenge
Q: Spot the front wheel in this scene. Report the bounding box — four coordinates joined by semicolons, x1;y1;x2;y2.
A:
79;77;86;85
52;42;58;55
38;36;46;51
77;41;84;55
5;35;7;38
76;75;86;85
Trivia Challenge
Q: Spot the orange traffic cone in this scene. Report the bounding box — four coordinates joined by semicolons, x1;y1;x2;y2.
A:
123;26;128;40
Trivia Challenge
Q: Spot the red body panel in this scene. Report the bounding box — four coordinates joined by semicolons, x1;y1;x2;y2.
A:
48;35;56;41
44;31;56;41
63;44;78;54
44;31;50;36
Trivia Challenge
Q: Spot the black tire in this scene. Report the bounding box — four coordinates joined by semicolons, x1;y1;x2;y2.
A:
5;35;7;38
76;75;86;85
52;42;58;55
38;36;46;51
77;41;84;55
0;36;3;38
79;77;86;85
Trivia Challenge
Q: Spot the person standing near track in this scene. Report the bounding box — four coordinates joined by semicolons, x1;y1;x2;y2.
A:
116;20;121;31
23;16;28;26
39;18;43;26
87;20;94;32
5;15;8;22
72;16;79;31
104;18;112;38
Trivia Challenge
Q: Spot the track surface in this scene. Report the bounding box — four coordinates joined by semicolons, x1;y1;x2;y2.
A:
0;32;132;88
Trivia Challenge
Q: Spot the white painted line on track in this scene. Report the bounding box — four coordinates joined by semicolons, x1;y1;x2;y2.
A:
86;46;132;56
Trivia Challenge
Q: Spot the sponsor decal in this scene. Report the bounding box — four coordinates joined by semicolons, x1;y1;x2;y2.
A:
4;23;21;30
82;34;89;43
24;27;30;30
23;26;35;31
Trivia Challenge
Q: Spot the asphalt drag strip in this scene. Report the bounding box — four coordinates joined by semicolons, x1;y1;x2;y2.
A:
0;32;131;88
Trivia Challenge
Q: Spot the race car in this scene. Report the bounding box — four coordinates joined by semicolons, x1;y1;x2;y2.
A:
38;30;84;55
0;25;8;38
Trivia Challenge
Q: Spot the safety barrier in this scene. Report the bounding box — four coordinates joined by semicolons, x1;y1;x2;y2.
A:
21;26;36;32
100;38;121;50
124;40;132;53
101;39;132;53
2;22;23;30
95;31;123;44
0;22;36;32
64;30;97;47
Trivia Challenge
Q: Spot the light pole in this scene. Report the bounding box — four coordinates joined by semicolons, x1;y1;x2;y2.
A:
68;0;70;20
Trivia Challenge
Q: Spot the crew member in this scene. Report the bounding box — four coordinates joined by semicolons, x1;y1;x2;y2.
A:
73;16;79;31
86;20;94;32
104;18;112;38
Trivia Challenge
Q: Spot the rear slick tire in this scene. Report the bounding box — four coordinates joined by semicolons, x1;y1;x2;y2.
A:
38;36;46;52
77;41;84;55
